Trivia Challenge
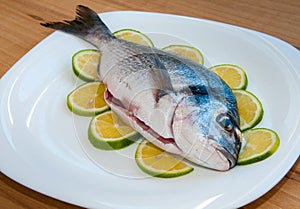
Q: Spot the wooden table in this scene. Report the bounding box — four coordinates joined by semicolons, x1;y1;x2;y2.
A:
0;0;299;208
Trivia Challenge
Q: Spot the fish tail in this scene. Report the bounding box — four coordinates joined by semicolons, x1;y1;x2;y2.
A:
41;5;113;46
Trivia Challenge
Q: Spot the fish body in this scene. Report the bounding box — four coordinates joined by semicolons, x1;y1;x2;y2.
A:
42;5;242;171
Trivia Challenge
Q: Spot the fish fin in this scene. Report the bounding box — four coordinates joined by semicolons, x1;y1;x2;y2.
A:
149;53;176;103
150;53;174;92
41;5;113;46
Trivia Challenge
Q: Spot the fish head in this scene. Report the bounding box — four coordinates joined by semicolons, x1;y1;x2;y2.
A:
172;94;242;171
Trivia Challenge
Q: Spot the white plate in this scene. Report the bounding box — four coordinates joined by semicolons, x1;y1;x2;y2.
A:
0;11;300;209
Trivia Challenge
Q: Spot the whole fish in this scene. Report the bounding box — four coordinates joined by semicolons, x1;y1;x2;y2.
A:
42;5;242;171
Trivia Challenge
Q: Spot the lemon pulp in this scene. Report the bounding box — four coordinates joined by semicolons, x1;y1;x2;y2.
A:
67;82;109;116
72;49;100;82
163;44;204;64
238;128;280;165
210;64;247;90
233;90;263;131
88;111;139;150
114;28;154;47
135;140;193;178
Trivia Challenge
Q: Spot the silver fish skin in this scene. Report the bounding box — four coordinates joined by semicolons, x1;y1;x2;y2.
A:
42;5;242;171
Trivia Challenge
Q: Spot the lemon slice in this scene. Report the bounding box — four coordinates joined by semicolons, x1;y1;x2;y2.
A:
72;49;100;82
238;128;280;165
209;64;248;90
162;45;204;65
113;28;154;47
233;90;263;131
67;82;109;116
88;111;139;150
135;140;194;178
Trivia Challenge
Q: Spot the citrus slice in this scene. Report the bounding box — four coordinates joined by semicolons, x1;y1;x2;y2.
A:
209;64;248;90
162;45;204;65
238;128;280;165
135;140;194;178
67;82;109;116
88;111;139;150
233;90;263;131
113;29;154;47
72;49;100;82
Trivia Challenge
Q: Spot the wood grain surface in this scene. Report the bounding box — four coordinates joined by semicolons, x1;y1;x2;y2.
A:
0;0;299;208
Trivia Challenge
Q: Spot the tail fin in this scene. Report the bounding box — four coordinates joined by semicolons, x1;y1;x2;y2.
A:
41;5;113;46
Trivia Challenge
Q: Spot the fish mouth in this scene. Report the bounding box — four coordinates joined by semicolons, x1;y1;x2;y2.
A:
181;138;236;171
215;147;236;169
104;89;180;148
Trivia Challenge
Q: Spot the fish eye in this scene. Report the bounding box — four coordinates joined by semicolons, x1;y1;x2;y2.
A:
216;113;234;132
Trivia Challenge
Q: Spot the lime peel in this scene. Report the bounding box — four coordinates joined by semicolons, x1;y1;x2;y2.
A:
88;111;140;150
162;44;204;65
209;64;248;90
233;90;264;131
113;28;154;47
72;49;100;82
67;82;109;117
135;140;194;178
238;128;280;165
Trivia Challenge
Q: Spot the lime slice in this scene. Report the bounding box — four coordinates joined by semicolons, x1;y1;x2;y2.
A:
67;82;109;116
113;29;154;47
135;140;194;178
72;49;100;82
238;128;280;165
209;64;248;90
233;90;263;131
88;111;139;150
162;45;204;65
